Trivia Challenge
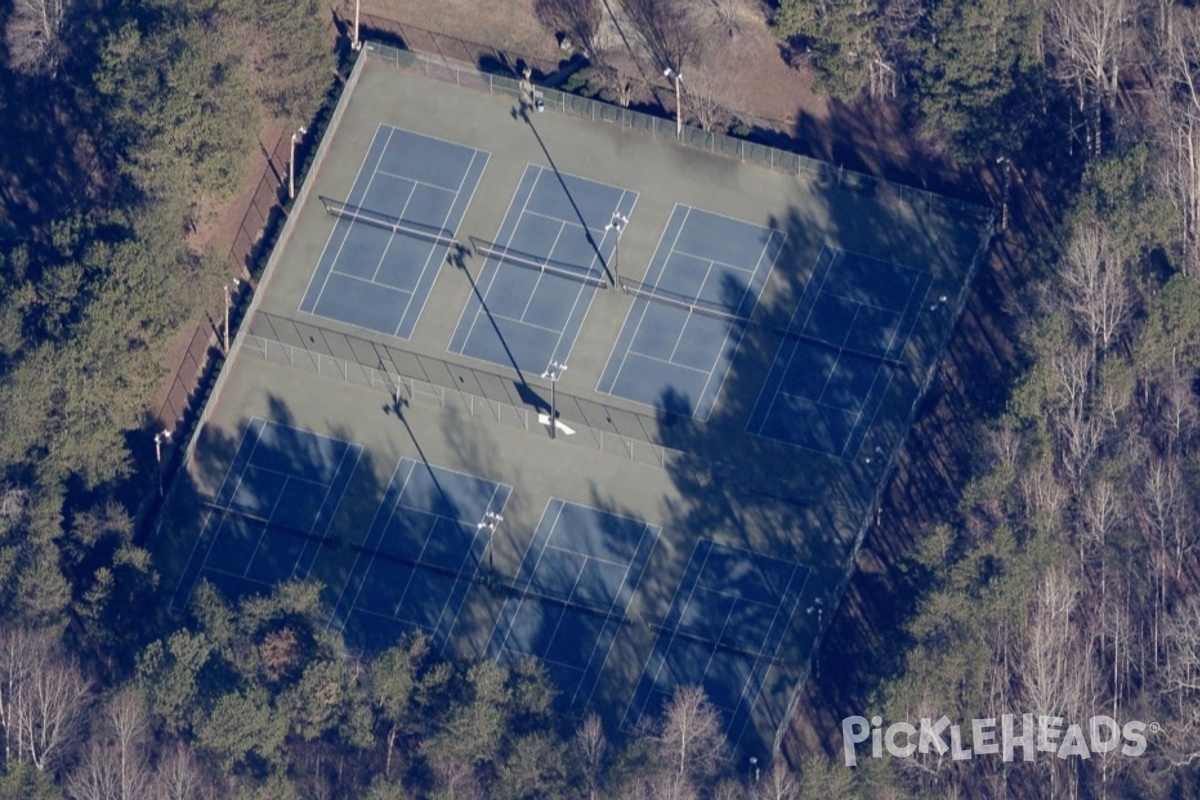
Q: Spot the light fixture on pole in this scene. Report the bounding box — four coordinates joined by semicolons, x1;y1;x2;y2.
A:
223;277;240;355
604;212;628;285
477;511;503;583
154;429;172;496
289;126;308;200
353;0;362;51
663;67;683;139
541;360;567;439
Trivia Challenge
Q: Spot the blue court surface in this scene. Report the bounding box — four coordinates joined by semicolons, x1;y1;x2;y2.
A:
329;458;512;652
485;499;659;713
597;205;785;421
449;165;637;374
300;125;488;339
621;540;808;749
171;418;362;609
746;247;931;457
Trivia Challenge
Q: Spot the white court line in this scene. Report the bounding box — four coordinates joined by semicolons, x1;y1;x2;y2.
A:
374;168;460;194
396;147;490;339
311;127;398;313
543;543;628;569
671;248;759;275
623;349;712;376
329;458;414;632
576;522;662;710
368;178;419;284
518;219;567;320
882;271;931;357
609;206;692;392
492;499;567;656
667;257;717;363
242;476;293;579
743;244;833;436
297;123;389;314
814;305;863;407
758;249;840;432
447;163;532;354
727;565;812;751
595;201;678;396
328;267;414;291
690;584;781;610
184;425;272;607
388;514;442;618
441;482;508;654
461;166;544;350
549;187;639;366
622;539;712;728
696;227;788;423
199;564;276;592
291;444;360;579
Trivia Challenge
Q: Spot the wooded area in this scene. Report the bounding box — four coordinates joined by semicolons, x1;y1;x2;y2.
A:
1;0;1199;796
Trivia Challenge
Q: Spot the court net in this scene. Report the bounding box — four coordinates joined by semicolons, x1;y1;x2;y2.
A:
643;617;784;665
470;235;609;290
320;196;459;248
202;500;632;624
618;277;906;369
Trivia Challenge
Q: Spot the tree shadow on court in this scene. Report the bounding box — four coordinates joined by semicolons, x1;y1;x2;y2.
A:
607;176;995;760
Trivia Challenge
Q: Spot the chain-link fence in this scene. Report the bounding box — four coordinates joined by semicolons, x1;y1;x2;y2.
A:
363;42;991;224
240;310;833;503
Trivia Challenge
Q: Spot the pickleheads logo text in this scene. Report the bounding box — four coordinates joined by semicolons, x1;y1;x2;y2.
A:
841;715;1151;766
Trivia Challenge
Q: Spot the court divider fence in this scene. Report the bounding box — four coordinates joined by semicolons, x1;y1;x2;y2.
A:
362;42;992;226
240;309;823;505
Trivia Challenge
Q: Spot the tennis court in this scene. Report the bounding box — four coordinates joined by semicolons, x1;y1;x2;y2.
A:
746;247;932;457
597;205;786;420
170;418;362;609
485;499;660;714
329;457;512;652
448;164;637;374
622;540;808;750
299;125;488;339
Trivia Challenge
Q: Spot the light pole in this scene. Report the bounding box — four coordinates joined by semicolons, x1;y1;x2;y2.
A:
154;429;172;496
289;126;308;200
604;212;628;285
807;598;825;679
541;360;566;439
353;0;362;51
223;278;239;355
748;756;759;786
477;511;503;583
663;67;683;139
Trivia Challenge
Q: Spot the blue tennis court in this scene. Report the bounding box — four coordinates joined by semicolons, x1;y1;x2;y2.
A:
597;205;785;420
746;247;931;457
448;164;637;374
621;540;807;750
300;125;488;340
486;499;659;713
171;418;362;610
329;457;512;652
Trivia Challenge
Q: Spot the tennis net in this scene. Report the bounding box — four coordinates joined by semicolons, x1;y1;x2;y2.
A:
470;235;609;290
320;196;459;248
202;500;631;624
643;617;783;665
618;277;906;368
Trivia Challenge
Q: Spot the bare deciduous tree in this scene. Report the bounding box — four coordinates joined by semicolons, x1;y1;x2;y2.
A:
681;60;731;132
658;686;725;785
152;744;214;800
3;0;70;76
573;713;607;800
751;760;800;800
1058;224;1132;352
1157;5;1200;276
1047;0;1139;156
0;626;92;773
